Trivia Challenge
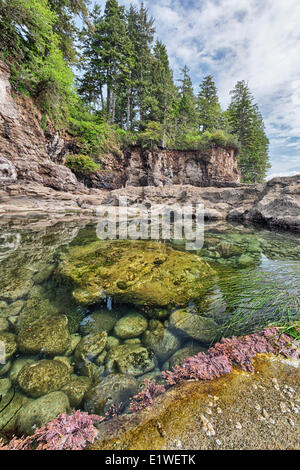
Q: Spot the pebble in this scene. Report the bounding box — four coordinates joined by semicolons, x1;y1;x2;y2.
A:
200;414;215;437
280;402;288;413
235;422;242;430
262;409;269;419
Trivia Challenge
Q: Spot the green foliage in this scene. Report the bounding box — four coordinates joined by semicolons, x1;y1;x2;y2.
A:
174;130;240;152
227;81;270;183
0;0;76;124
65;154;100;174
197;75;222;132
137;122;164;149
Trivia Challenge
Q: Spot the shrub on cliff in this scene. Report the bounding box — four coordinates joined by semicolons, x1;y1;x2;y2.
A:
65;154;100;175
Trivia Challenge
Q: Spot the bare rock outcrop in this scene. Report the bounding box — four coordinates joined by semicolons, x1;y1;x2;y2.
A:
0;61;83;192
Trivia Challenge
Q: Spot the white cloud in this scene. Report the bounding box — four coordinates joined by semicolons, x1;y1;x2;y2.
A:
97;0;300;175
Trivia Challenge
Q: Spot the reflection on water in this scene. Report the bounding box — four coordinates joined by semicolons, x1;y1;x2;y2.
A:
0;216;299;434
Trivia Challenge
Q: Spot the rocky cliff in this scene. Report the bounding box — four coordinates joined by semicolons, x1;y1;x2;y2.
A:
0;60;240;191
79;146;240;190
0;61;83;192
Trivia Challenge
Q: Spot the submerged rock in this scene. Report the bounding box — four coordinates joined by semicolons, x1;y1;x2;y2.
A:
114;313;148;339
84;374;138;414
80;308;119;336
61;375;92;408
0;332;17;360
0;317;8;332
0;377;11;398
17;359;71;398
16;391;70;435
17;314;71;355
0;360;12;376
9;357;36;383
169;309;218;344
57;240;215;307
142;321;181;363
74;332;107;364
106;344;156;377
163;342;208;370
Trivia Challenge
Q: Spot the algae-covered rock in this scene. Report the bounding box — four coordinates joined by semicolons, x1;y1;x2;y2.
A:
74;332;107;364
0;317;8;332
0;377;11;398
0;360;12;377
169;309;218;344
0;332;17;360
57;240;215;307
16;297;59;333
16;391;70;435
114;313;148;339
61;375;92;408
17;359;71;398
17;314;71;355
105;343;156;376
0;391;31;433
80;308;119;336
9;357;36;383
65;334;81;356
106;336;120;350
0;301;8;318
84;374;138;414
142;321;181;363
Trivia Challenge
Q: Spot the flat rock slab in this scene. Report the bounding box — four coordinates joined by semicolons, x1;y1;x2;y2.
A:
88;354;300;450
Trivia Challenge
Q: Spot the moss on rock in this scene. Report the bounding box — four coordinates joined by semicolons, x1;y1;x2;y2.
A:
17;359;71;398
57;240;215;307
17;314;71;355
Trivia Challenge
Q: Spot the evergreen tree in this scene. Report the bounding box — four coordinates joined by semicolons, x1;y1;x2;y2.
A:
48;0;90;63
79;0;133;122
227;81;270;183
196;75;222;132
127;2;155;128
175;66;197;146
147;41;176;146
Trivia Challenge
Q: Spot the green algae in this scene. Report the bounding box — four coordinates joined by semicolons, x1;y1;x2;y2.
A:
57;240;216;307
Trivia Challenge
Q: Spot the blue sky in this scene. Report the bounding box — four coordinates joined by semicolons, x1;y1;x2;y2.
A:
91;0;300;178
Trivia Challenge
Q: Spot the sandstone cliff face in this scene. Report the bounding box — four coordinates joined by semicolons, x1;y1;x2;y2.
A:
81;146;241;190
0;61;83;192
124;147;240;187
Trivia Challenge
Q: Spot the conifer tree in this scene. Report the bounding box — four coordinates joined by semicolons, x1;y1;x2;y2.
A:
196;75;222;132
227;80;270;183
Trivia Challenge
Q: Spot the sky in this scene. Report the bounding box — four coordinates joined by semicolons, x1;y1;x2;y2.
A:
91;0;300;178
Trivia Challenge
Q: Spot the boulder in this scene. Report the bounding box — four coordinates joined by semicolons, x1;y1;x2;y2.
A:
114;313;148;339
105;344;156;377
9;357;36;383
80;308;119;336
169;309;218;344
17;314;71;355
0;332;17;360
61;375;92;408
57;240;215;307
163;342;208;370
74;332;107;364
17;359;71;398
16;391;70;435
142;321;181;363
84;374;138;414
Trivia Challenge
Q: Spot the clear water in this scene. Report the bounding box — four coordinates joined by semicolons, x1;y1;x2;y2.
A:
0;215;299;430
